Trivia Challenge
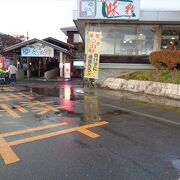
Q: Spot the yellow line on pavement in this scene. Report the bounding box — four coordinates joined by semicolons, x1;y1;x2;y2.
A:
13;105;28;113
1;122;68;138
9;94;22;100
9;121;109;146
0;94;10;101
0;104;20;118
78;128;100;138
0;137;20;165
17;92;33;99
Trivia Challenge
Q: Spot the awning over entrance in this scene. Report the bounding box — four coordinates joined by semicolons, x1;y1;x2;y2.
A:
4;38;68;54
3;38;73;79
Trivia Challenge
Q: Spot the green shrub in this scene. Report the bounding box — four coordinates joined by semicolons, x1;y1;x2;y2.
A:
0;69;6;75
122;69;180;84
149;50;180;70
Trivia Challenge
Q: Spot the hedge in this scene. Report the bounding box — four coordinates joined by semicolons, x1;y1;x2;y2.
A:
149;50;180;70
0;69;6;75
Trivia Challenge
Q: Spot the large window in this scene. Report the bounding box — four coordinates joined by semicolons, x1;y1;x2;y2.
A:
161;26;180;50
100;26;115;55
137;26;156;55
85;24;115;55
115;26;137;55
86;24;158;56
73;33;83;43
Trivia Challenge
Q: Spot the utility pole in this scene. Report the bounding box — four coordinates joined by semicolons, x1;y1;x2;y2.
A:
27;32;29;41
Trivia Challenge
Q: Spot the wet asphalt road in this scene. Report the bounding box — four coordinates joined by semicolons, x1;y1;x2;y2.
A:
0;80;180;180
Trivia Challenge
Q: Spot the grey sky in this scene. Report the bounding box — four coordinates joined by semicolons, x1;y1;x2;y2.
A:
0;0;179;42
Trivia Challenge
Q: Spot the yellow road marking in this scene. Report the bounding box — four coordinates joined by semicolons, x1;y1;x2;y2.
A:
0;121;109;165
31;106;65;115
0;104;20;118
8;94;22;100
9;121;109;146
78;128;100;138
0;137;20;165
1;122;67;138
0;94;10;101
13;105;28;113
21;101;53;107
17;92;33;99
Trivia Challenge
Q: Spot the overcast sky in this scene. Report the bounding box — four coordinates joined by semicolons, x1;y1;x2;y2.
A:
0;0;179;42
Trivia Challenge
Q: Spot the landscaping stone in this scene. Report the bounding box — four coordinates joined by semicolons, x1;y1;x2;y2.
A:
102;78;180;100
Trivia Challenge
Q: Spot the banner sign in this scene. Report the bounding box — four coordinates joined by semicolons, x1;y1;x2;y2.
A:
64;63;71;79
78;0;140;20
0;57;5;70
21;43;54;57
0;57;10;71
84;32;102;79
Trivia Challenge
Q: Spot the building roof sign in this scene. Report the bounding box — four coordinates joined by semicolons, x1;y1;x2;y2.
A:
4;38;68;53
21;42;54;57
78;0;140;20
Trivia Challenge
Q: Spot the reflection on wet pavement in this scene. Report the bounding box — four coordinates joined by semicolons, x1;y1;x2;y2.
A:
26;85;102;125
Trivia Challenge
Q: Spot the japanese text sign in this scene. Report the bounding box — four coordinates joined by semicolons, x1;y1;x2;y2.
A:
84;32;102;79
21;43;54;57
78;0;140;20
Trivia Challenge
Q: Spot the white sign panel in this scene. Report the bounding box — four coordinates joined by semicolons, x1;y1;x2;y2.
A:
78;0;140;20
73;61;84;66
64;63;71;79
21;43;54;57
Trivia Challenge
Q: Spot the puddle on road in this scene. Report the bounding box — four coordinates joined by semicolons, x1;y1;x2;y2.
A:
172;159;180;171
22;85;103;125
27;86;84;101
19;84;180;125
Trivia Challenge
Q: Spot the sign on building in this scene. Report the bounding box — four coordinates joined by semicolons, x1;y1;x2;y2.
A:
78;0;140;20
0;57;10;71
64;63;71;79
84;32;102;79
21;43;54;57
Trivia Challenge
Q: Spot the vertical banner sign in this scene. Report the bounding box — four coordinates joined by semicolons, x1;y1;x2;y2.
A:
64;63;71;79
85;32;102;79
0;57;6;71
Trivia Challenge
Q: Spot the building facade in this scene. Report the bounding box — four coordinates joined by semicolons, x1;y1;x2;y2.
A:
4;38;72;80
73;0;180;82
61;26;85;78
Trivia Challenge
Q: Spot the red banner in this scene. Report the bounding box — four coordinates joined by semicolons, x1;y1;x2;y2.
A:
0;57;6;71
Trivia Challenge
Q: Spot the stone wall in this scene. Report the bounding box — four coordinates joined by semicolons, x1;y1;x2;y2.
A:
44;68;59;79
102;78;180;100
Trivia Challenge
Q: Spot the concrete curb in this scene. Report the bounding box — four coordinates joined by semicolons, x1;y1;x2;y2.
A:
102;78;180;100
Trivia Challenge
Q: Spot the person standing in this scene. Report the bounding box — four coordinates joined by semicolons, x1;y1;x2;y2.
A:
8;64;17;83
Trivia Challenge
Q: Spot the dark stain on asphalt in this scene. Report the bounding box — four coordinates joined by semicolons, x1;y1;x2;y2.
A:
34;114;50;121
103;110;129;116
74;139;90;148
102;126;137;145
55;110;84;121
